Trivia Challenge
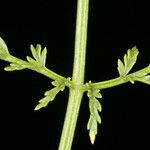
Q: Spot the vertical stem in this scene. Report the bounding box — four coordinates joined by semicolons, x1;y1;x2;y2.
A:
58;0;89;150
72;0;89;84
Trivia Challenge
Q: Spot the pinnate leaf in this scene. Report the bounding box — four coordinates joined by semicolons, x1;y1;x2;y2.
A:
118;46;139;76
4;63;26;71
136;75;150;84
130;74;150;85
125;64;150;84
87;82;102;144
34;80;67;111
27;44;47;66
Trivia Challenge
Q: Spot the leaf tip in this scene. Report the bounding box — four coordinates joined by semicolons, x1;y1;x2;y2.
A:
34;104;42;111
89;132;96;145
30;44;34;49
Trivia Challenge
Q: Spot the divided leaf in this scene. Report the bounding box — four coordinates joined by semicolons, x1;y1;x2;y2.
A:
87;83;102;145
2;43;47;72
4;63;26;71
118;46;139;76
135;75;150;85
129;72;150;85
0;37;10;61
27;44;47;66
0;37;9;54
126;64;150;85
34;80;66;111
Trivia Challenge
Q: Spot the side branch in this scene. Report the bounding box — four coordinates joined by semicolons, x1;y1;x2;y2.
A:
0;38;69;85
1;53;68;84
89;76;127;90
83;47;150;91
83;64;150;91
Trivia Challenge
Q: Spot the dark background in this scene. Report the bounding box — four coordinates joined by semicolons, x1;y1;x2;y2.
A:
0;0;150;149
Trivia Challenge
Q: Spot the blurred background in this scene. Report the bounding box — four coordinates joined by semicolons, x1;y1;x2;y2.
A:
0;0;150;149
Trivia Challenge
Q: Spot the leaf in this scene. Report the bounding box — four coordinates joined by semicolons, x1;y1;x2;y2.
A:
89;97;102;123
87;115;98;144
117;46;139;76
124;46;139;74
51;80;65;91
27;44;47;66
0;37;9;54
89;131;96;145
93;106;101;123
94;98;102;112
4;63;26;71
26;56;36;64
128;64;150;85
34;97;50;110
87;83;102;144
40;47;47;66
93;89;102;98
133;75;150;85
34;79;66;111
44;87;60;101
117;59;125;76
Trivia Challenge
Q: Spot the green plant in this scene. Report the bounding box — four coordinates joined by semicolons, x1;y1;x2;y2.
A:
0;0;150;149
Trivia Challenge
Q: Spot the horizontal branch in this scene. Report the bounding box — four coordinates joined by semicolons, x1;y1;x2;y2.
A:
82;64;150;91
84;76;127;90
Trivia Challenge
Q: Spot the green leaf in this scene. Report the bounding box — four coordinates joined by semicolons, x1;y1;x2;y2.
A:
28;44;47;66
117;59;125;76
52;80;60;86
4;63;26;71
87;82;102;144
40;47;47;66
127;65;150;85
133;75;150;85
30;44;38;60
87;115;97;132
93;89;102;98
117;46;139;76
89;97;102;123
0;37;9;54
94;98;102;112
51;80;65;91
26;56;36;64
87;115;98;145
44;87;60;101
34;97;50;110
124;46;139;74
34;79;66;111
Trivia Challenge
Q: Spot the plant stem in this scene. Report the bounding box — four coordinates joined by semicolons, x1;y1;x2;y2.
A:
84;64;150;90
89;77;127;89
58;0;89;149
72;0;89;85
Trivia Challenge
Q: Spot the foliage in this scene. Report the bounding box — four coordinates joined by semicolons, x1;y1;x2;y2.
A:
1;36;150;147
86;81;102;144
2;1;150;149
117;46;150;85
117;46;139;76
35;78;71;110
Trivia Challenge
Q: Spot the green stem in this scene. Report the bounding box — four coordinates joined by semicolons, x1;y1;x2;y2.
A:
72;0;89;84
85;64;150;90
90;77;127;89
58;0;89;149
